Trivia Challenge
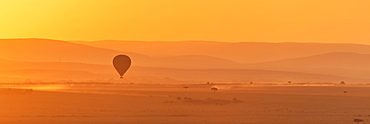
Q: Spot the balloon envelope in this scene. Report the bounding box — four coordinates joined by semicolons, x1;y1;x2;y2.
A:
113;55;131;78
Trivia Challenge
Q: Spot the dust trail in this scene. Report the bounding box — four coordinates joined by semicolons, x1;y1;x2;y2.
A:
2;85;67;91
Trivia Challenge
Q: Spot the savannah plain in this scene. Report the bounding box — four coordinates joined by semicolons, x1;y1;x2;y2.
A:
1;39;370;124
1;83;370;124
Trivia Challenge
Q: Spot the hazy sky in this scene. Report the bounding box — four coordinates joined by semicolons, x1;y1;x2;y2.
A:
0;0;370;44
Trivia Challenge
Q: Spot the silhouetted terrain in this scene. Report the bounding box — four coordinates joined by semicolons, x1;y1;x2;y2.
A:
2;39;370;83
0;39;242;68
74;40;370;63
249;52;370;79
253;52;370;69
0;59;369;83
0;39;151;65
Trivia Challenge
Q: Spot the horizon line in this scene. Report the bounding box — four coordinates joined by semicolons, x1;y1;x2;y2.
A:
0;37;368;45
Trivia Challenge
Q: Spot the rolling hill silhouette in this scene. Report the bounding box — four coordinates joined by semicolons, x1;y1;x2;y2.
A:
2;39;370;83
0;59;369;83
73;40;370;63
253;52;370;70
5;39;370;69
0;39;151;65
247;52;370;79
72;40;370;80
155;55;243;69
0;39;245;69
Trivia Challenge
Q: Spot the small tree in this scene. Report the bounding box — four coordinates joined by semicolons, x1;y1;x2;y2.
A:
288;81;291;84
211;87;218;93
343;91;348;96
340;81;346;85
184;97;192;100
353;119;364;124
183;86;189;91
177;97;182;101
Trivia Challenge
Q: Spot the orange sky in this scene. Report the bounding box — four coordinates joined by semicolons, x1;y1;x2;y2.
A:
0;0;370;44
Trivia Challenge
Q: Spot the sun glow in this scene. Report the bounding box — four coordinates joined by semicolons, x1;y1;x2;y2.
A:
0;0;370;44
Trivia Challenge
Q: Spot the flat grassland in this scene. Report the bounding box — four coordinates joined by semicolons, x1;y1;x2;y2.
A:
1;83;370;124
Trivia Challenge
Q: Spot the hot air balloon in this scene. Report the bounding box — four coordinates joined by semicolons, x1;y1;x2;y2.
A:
113;55;131;78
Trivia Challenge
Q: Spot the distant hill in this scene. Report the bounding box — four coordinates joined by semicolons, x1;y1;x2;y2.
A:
73;40;370;63
153;55;243;69
6;39;370;69
0;59;368;84
252;52;370;70
0;39;151;65
130;67;370;84
246;52;370;80
2;39;370;83
0;39;243;68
